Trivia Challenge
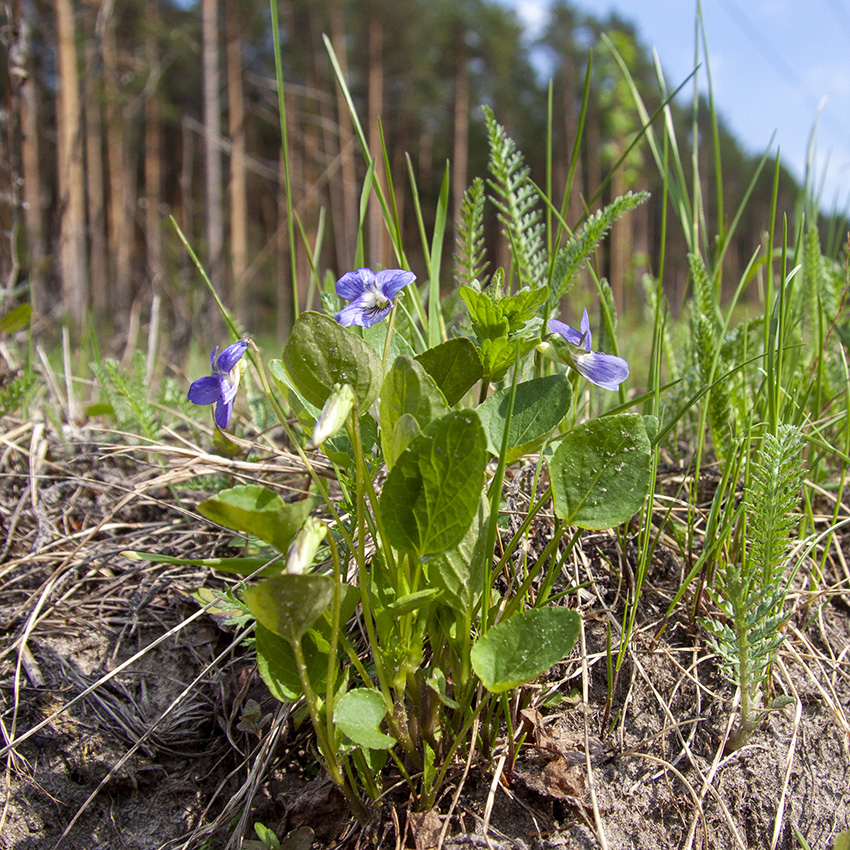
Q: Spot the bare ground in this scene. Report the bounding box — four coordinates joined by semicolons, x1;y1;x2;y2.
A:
1;417;848;850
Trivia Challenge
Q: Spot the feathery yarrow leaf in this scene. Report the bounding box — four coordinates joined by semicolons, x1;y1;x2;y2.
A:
747;424;806;588
695;313;734;464
483;106;546;288
454;177;489;288
549;191;650;307
689;252;720;329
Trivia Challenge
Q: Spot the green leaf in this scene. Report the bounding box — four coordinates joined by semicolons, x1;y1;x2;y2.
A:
282;311;382;410
380;410;488;558
121;549;284;576
479;336;538;384
471;607;580;693
498;285;548;332
415;337;483;406
254;622;315;701
427;494;489;616
427;668;460;709
0;303;32;334
244;574;335;643
387;587;442;615
362;318;415;363
253;823;280;850
380;356;449;467
459;285;509;340
253;583;359;699
386;413;421;470
268;358;319;430
834;830;850;850
333;689;396;750
477;374;572;460
198;485;314;554
548;413;651;529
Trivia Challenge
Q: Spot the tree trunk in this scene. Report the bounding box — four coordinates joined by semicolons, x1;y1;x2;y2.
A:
55;0;88;336
367;7;387;266
452;29;469;249
225;0;248;322
84;34;108;328
10;0;47;310
202;0;225;304
102;1;132;320
145;0;164;297
329;0;356;268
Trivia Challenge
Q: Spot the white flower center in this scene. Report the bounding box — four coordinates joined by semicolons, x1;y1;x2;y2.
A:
362;284;391;316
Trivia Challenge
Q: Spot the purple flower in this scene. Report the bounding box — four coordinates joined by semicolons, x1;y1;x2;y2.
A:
547;309;629;391
187;339;249;428
334;267;416;327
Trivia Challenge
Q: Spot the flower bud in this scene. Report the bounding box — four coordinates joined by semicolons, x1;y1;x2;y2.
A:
285;517;327;575
312;383;355;446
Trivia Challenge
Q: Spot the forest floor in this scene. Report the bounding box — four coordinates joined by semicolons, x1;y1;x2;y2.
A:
1;418;849;850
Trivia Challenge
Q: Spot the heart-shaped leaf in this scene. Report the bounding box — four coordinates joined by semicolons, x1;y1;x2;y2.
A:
254;581;359;699
380;356;449;467
254;623;326;700
380;410;487;558
548;413;651;529
245;573;336;643
333;688;396;750
477;374;572;460
415;337;483;406
282;311;382;410
427;494;489;616
198;485;314;554
471;607;580;693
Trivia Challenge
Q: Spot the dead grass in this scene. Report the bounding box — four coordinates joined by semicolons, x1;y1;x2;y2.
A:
1;415;848;850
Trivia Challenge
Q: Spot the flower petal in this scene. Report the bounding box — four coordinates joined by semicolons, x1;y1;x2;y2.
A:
579;308;592;351
336;268;375;301
218;373;240;405
209;346;219;373
574;352;630;391
187;375;223;405
216;339;248;374
548;318;585;347
376;268;416;301
334;298;392;327
214;398;234;429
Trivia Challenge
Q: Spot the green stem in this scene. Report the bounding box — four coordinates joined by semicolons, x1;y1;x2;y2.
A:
246;340;355;556
348;410;393;709
290;637;368;822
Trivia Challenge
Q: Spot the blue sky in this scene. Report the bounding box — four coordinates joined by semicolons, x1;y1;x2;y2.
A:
506;0;850;212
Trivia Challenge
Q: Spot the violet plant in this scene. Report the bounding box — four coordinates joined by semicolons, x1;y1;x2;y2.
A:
155;99;655;820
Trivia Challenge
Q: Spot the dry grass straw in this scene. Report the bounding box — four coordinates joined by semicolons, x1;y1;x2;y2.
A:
1;413;849;848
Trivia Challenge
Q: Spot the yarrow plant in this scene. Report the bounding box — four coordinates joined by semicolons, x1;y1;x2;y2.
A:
138;106;654;824
187;339;249;428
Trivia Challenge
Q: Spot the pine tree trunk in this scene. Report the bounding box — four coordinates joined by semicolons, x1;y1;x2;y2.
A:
84;35;108;329
11;0;47;309
329;0;356;268
55;0;88;336
102;2;132;320
452;31;469;249
225;0;248;321
145;0;164;298
367;7;386;265
202;0;224;302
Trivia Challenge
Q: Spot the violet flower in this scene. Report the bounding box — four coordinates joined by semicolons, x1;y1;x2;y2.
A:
187;339;249;428
546;309;629;391
334;267;416;327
